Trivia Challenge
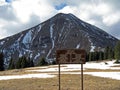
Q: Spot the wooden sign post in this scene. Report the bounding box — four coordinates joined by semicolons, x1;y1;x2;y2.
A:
56;49;86;90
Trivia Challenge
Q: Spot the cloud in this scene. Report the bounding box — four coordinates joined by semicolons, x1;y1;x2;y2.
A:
0;4;17;21
103;12;120;26
58;6;77;14
108;20;120;39
12;0;57;23
0;0;57;39
0;0;120;39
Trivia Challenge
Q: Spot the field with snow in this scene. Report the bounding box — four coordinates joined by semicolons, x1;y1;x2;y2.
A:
0;60;120;90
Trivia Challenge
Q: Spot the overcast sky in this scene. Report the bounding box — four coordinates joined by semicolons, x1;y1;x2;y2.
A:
0;0;120;39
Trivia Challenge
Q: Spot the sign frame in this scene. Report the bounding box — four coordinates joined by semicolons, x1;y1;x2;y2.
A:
56;49;86;90
56;49;86;64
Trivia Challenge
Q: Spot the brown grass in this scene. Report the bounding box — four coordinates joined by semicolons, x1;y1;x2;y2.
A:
0;74;120;90
111;65;120;67
0;67;120;76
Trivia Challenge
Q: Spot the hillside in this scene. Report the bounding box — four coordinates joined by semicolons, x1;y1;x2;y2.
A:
0;13;118;65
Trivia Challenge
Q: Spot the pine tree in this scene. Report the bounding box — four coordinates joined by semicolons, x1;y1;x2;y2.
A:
0;53;4;71
37;57;48;66
27;57;34;67
94;51;99;61
108;47;114;60
114;40;120;63
89;52;92;61
52;60;56;65
104;46;109;60
30;60;34;67
21;56;27;68
8;58;15;69
16;56;34;69
89;52;96;61
16;58;22;69
99;51;104;60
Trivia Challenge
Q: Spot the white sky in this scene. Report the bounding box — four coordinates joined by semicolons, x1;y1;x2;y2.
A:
0;0;120;39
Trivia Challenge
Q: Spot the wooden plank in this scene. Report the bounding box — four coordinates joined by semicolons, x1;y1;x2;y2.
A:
56;49;86;64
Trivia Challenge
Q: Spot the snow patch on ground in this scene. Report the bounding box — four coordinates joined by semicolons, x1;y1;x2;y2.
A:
0;74;55;80
84;72;120;80
27;60;120;80
84;60;120;70
0;60;120;81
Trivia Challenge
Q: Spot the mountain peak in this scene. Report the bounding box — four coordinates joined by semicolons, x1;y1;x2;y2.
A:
54;13;73;16
50;13;78;20
0;13;118;66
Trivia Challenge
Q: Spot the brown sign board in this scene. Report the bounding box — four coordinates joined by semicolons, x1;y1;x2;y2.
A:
56;49;86;64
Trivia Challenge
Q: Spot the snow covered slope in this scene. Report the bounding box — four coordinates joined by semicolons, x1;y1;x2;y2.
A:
0;13;118;65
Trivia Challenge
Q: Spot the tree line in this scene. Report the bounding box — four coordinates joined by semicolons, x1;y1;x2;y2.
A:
0;40;120;71
0;54;49;71
87;40;120;62
86;46;114;61
8;56;50;70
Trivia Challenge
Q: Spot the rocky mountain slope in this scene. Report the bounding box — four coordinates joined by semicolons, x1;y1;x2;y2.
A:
0;13;118;64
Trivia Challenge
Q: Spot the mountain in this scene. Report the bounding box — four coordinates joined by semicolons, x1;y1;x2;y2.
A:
0;13;118;65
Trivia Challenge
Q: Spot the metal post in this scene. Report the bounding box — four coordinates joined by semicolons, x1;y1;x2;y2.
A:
81;64;83;90
59;63;61;90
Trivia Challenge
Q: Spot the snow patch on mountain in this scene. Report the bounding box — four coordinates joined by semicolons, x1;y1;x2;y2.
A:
76;43;80;49
18;34;24;42
38;25;42;32
22;31;32;44
0;40;5;45
46;24;55;59
34;53;40;60
22;30;32;48
19;53;23;57
90;46;96;52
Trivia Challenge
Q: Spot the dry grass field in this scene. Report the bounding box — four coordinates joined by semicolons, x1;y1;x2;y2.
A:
0;74;120;90
0;60;120;90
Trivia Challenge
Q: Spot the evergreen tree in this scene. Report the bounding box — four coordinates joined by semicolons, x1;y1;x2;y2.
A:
0;53;4;71
30;60;34;67
114;40;120;62
21;56;27;68
94;51;99;61
86;53;89;62
27;57;34;67
104;46;109;60
52;60;56;65
8;58;15;69
16;58;22;69
99;51;104;60
108;47;114;60
37;57;48;66
89;52;95;61
89;52;92;61
16;56;34;69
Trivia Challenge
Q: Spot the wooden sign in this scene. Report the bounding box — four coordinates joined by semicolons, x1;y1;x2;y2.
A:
56;49;86;64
